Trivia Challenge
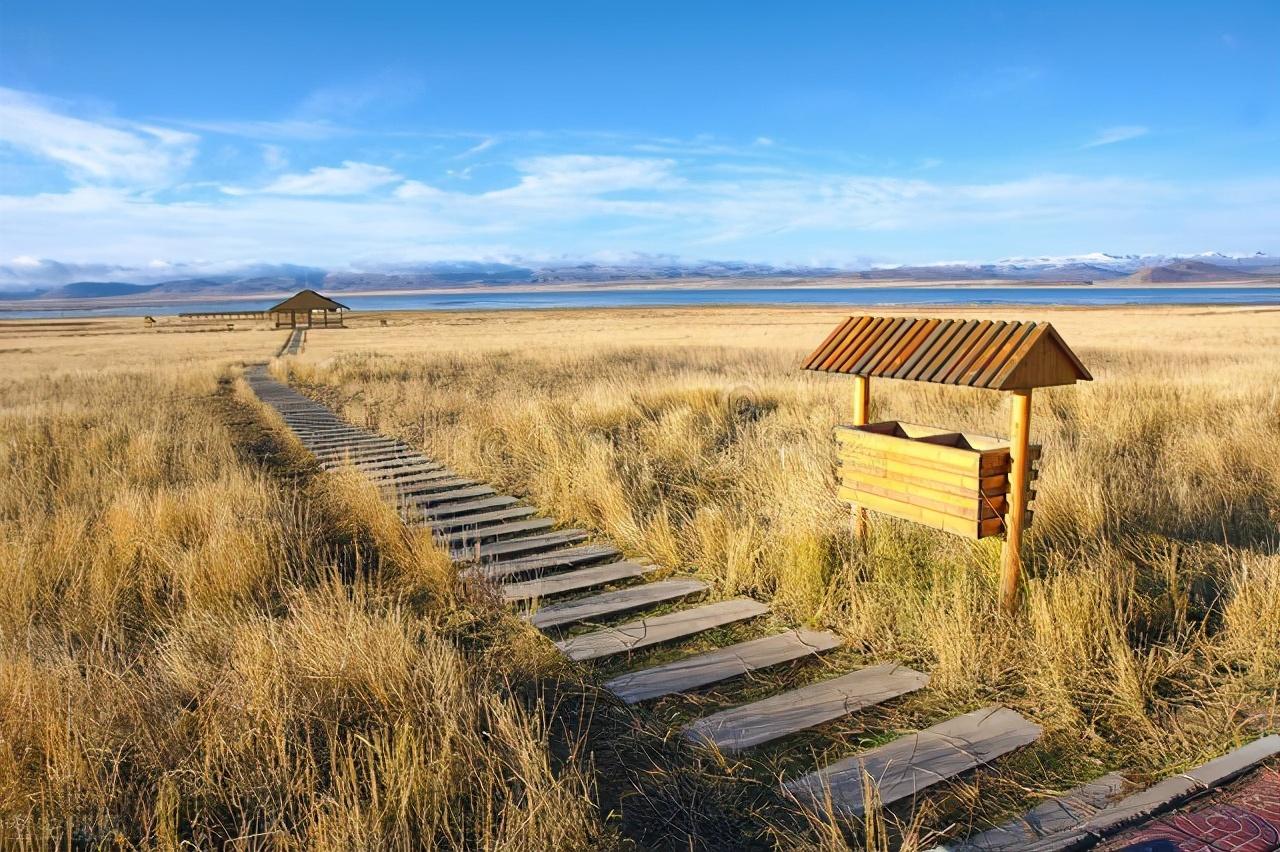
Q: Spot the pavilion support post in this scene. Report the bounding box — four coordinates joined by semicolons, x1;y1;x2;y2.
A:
851;375;871;544
1000;388;1032;614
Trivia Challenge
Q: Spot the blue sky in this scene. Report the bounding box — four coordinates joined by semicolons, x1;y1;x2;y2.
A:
1;0;1277;283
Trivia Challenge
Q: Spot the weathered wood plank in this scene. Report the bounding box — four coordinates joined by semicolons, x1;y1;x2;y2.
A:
783;706;1041;816
477;544;622;581
950;773;1127;850
418;495;520;520
371;460;450;481
429;506;537;533
525;578;708;630
502;560;657;603
456;530;588;562
555;599;770;662
608;629;841;705
683;663;927;751
399;478;482;500
442;518;555;547
401;483;492;506
320;453;421;471
1060;734;1280;843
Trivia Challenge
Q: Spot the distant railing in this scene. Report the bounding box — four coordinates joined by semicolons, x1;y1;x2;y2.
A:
178;311;267;319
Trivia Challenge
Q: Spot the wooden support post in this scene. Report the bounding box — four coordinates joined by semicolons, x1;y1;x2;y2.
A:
852;375;871;544
1000;388;1032;614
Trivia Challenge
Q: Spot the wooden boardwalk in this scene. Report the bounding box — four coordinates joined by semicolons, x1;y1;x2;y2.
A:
243;364;1279;846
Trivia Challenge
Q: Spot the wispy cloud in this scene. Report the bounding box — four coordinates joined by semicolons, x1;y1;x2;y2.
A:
1083;125;1149;148
223;160;402;196
0;87;197;185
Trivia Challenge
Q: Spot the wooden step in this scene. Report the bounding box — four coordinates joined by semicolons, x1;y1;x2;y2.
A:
323;449;417;466
297;431;364;441
684;664;930;752
442;518;556;548
399;478;481;498
402;485;499;508
369;462;449;480
306;433;393;447
315;444;406;460
321;454;421;471
947;773;1127;851
346;456;430;472
418;495;520;520
608;629;842;705
456;530;588;562
429;506;538;533
477;544;622;581
555;599;770;662
502;560;657;602
783;706;1041;817
305;436;388;450
526;578;709;630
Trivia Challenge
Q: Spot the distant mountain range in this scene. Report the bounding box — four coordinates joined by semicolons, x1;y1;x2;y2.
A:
2;252;1277;301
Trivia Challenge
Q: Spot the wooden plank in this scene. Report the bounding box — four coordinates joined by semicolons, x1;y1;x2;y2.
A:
429;506;537;533
457;529;588;562
684;664;928;752
502;560;657;602
399;478;482;498
837;487;984;539
608;629;841;705
1067;734;1280;842
405;484;496;507
783;706;1041;816
478;544;621;581
840;469;1008;519
836;427;981;473
441;518;555;547
375;469;456;488
840;461;1011;498
320;453;420;470
306;437;396;451
313;442;406;459
525;578;708;630
952;773;1127;850
555;599;770;662
418;495;520;520
839;453;1013;492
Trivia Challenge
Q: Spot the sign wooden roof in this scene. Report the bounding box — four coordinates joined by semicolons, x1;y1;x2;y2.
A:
802;316;1091;390
267;289;350;313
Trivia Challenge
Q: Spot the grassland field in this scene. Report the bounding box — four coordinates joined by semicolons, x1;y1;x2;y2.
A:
2;304;1278;849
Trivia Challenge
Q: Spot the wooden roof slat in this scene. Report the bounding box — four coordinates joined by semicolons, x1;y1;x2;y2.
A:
883;318;940;377
831;316;894;372
818;316;873;371
851;317;916;375
804;316;857;369
972;322;1038;388
802;316;1091;390
920;319;985;384
940;320;1005;385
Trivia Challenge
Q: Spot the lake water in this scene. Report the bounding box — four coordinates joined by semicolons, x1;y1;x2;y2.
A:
3;285;1279;318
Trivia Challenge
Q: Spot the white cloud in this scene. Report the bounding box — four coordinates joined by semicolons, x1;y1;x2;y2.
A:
0;87;197;185
456;137;497;158
488;155;679;203
395;180;446;199
754;136;775;147
224;160;403;196
1083;125;1149;148
261;144;288;170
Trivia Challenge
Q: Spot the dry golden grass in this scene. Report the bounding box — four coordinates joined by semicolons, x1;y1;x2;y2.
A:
3;304;1278;850
280;304;1280;844
0;363;609;849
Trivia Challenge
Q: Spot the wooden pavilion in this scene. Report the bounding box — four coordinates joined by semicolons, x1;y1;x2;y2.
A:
267;290;349;328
